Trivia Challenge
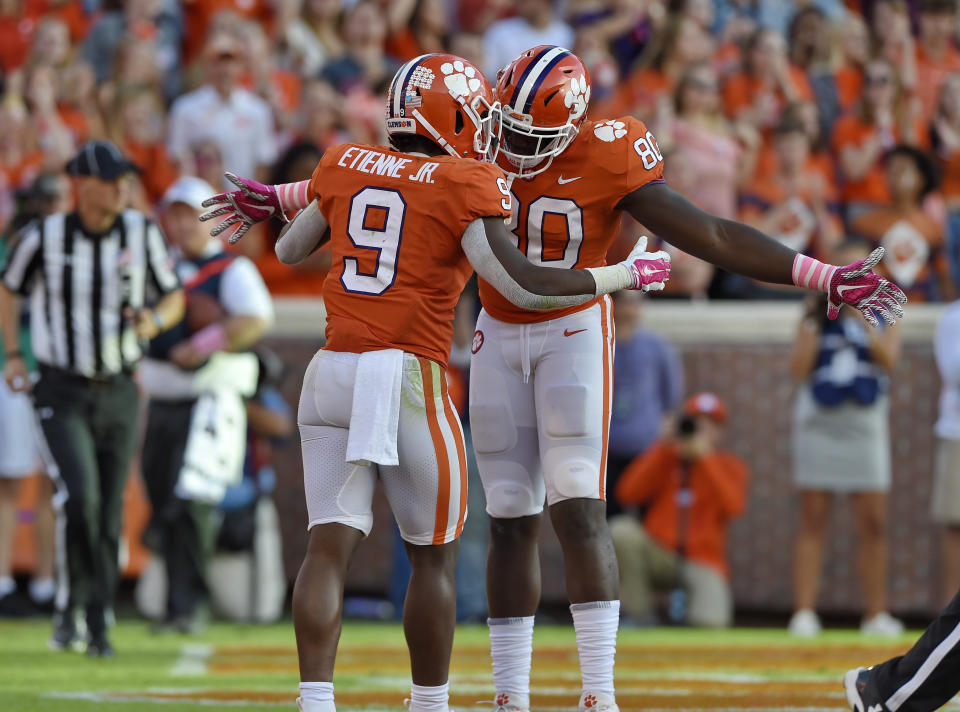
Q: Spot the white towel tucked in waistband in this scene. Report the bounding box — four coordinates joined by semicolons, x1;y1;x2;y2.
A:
346;348;404;466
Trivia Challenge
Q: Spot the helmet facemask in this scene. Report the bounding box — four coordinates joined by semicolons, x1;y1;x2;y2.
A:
498;108;579;178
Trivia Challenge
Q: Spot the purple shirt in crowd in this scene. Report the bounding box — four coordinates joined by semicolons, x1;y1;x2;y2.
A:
609;329;684;459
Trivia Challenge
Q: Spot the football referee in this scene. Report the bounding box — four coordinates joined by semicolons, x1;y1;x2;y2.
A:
0;140;185;657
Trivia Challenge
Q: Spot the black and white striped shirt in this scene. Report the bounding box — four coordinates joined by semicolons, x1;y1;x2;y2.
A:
1;210;180;377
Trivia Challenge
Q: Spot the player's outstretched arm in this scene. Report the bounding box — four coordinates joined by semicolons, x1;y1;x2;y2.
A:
617;183;907;326
460;217;671;310
199;173;312;244
275;202;331;265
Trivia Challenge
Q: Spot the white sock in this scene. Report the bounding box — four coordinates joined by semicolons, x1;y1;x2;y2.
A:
0;576;14;597
29;577;55;604
408;682;449;712
298;681;335;712
488;616;534;709
571;601;619;697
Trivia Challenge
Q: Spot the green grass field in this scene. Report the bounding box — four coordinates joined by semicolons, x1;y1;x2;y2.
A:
0;619;955;711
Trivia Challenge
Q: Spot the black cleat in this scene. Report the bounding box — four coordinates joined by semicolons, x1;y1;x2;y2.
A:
48;611;84;652
86;633;115;658
844;667;888;712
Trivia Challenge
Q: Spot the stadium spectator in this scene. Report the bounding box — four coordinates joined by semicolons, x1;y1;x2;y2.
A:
567;0;653;79
832;58;928;220
788;249;903;638
722;28;813;132
139;176;273;634
933;73;960;288
610;392;749;628
167;31;278;185
739;116;842;264
830;13;870;121
81;0;182;101
607;291;684;517
914;0;960;124
616;14;713;123
482;0;575;79
385;0;448;62
319;1;396;94
283;0;345;77
108;87;177;205
661;63;759;220
180;0;273;65
933;285;960;608
849;145;950;302
237;19;302;132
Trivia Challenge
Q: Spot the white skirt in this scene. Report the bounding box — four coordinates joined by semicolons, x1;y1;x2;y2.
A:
792;387;891;492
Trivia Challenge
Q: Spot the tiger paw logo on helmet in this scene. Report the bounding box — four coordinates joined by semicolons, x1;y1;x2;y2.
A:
564;75;590;119
441;60;482;97
594;120;628;142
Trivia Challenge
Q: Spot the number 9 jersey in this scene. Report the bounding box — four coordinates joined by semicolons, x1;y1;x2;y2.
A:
308;142;512;367
479;115;665;324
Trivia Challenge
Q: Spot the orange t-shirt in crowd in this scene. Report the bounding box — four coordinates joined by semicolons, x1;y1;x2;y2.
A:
614;441;749;578
125;140;178;204
240;69;302;115
915;45;960;124
480;116;664;324
739;159;842;258
834;64;864;113
0;12;37;72
831;113;930;205
722;65;814;123
850;206;950;302
308;143;512;367
385;28;425;63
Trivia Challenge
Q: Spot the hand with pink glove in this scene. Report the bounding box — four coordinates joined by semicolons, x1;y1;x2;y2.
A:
199;172;311;243
622;235;672;292
792;247;906;327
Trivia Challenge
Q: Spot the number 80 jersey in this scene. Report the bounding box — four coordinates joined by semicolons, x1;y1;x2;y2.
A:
479;116;665;323
309;143;512;367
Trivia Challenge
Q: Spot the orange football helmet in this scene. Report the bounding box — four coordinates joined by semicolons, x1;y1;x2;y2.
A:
495;46;591;178
385;53;500;160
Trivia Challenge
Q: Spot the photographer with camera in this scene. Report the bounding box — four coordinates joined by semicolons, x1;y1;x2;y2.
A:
609;393;749;628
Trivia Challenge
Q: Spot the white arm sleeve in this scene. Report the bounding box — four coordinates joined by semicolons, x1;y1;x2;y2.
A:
460;219;630;310
275;201;330;265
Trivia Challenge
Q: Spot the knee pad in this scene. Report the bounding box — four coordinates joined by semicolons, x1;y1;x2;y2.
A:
541;385;592;438
544;446;602;503
469;402;517;454
484;473;543;519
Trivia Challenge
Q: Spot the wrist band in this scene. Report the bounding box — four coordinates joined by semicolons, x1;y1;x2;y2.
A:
189;323;228;358
586;264;632;296
151;310;165;331
792;254;837;292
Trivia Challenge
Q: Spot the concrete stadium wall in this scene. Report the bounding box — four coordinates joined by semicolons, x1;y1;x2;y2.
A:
264;300;947;617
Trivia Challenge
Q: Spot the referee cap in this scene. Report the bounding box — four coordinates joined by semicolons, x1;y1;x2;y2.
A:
66;140;141;180
162;176;217;211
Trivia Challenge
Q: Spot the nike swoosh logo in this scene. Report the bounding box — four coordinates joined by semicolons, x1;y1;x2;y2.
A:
563;328;588;337
836;284;862;297
557;176;582;184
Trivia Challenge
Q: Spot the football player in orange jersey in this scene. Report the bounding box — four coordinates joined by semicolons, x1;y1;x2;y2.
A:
200;53;673;712
465;46;907;712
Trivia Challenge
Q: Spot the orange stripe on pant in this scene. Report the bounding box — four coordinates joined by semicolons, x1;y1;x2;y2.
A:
418;356;452;545
599;296;613;501
439;373;468;538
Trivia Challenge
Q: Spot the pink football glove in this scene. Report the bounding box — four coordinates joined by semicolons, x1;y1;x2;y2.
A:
827;247;906;326
623;235;672;292
199;172;287;244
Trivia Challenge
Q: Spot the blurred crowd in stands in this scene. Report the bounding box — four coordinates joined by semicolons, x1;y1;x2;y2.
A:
2;0;960;301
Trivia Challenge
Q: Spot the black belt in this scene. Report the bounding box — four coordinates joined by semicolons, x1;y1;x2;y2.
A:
38;363;132;388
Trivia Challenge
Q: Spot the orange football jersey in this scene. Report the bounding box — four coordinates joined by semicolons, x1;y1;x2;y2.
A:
309;143;512;366
479;117;665;323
